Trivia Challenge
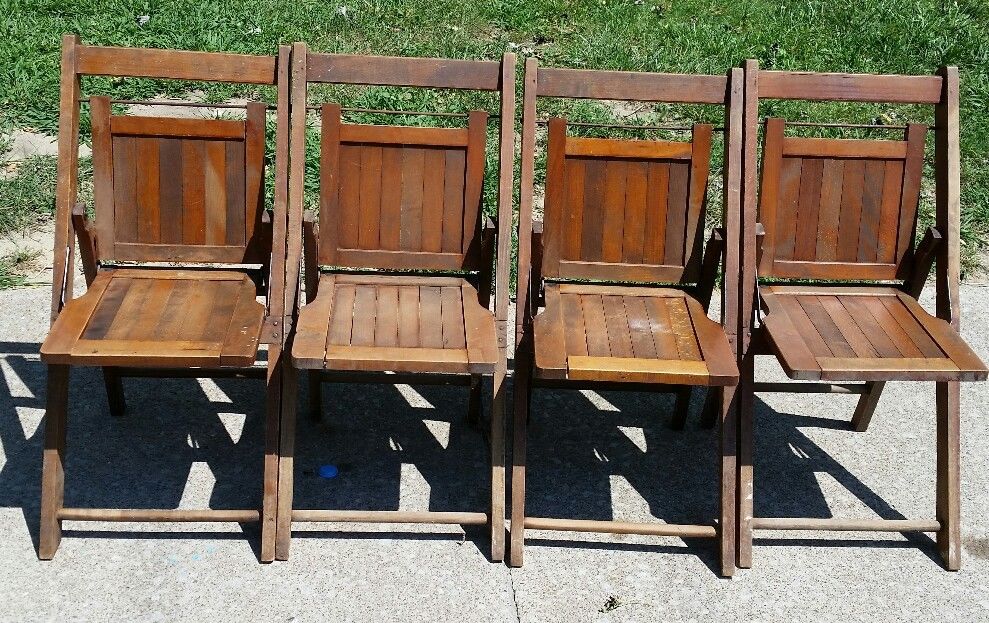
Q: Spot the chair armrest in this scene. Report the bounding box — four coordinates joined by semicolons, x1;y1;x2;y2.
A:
528;220;545;311
906;226;943;299
695;227;724;312
302;211;319;302
477;216;497;309
71;202;99;287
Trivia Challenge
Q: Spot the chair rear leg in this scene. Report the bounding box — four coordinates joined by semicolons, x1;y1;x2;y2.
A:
850;381;885;432
936;381;961;570
718;384;737;578
307;371;323;421
699;387;719;429
39;364;70;560
670;386;692;430
509;345;532;567
489;365;506;562
468;374;483;427
275;364;299;561
737;353;755;569
260;346;284;563
102;367;126;417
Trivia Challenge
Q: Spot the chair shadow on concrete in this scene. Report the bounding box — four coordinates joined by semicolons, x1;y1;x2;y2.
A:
0;341;939;566
0;341;270;556
511;370;941;571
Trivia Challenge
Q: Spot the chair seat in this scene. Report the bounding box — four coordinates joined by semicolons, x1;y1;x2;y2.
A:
292;274;498;374
41;269;265;367
761;285;988;381
532;283;738;386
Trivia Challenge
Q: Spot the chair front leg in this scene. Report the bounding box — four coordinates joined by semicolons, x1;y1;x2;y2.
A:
718;383;738;578
490;361;507;562
937;381;961;570
39;364;70;559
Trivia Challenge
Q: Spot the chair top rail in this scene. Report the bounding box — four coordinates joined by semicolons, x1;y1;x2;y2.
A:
536;67;728;104
74;42;276;85
306;51;502;91
756;69;943;104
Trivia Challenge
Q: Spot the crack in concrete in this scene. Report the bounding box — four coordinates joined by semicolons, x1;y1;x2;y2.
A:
508;567;522;623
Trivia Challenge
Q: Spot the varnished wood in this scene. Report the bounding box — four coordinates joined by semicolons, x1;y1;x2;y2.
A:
738;60;983;572
42;39;286;561
284;43;513;562
512;61;741;577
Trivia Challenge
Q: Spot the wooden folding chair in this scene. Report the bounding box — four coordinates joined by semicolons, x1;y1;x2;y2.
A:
511;61;744;577
737;61;988;570
39;36;291;562
280;43;515;561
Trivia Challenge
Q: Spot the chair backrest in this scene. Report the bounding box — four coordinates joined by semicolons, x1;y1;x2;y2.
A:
89;97;268;263
756;118;927;281
316;103;488;270
541;118;712;283
293;47;514;273
515;62;743;346
52;36;288;322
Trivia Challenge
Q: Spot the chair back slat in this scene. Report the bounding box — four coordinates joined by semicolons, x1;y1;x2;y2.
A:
317;104;487;270
757;118;927;281
90;96;268;263
541;118;713;284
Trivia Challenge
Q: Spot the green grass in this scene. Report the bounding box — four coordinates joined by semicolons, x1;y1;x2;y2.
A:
0;249;40;289
2;0;989;271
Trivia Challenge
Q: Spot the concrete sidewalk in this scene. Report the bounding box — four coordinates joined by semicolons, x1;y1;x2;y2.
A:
1;282;988;622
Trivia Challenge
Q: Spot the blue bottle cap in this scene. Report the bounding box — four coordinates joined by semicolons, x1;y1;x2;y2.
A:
318;464;339;479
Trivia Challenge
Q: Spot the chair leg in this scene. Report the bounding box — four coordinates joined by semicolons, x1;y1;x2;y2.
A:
936;381;961;570
275;363;299;561
509;345;531;567
737;353;755;569
468;374;483;427
850;381;885;432
307;370;323;422
718;384;738;578
489;363;506;562
39;364;70;560
669;386;692;430
260;346;284;563
699;387;719;429
102;367;126;417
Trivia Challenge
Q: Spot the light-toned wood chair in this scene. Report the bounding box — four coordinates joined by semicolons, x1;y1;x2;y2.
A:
511;60;744;577
280;43;516;561
737;61;988;570
39;36;292;562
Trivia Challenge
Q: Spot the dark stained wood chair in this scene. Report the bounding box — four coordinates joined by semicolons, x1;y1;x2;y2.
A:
737;61;988;570
280;43;516;562
511;61;744;577
39;36;292;562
